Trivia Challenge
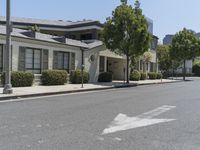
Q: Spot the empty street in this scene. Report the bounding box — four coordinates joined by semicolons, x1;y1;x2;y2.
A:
0;78;200;150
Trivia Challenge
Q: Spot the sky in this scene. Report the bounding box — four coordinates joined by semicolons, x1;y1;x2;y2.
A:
0;0;200;43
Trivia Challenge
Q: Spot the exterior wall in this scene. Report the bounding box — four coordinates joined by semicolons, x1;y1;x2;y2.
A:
0;35;82;73
107;57;126;80
176;60;193;73
149;50;157;63
84;45;126;82
84;46;101;82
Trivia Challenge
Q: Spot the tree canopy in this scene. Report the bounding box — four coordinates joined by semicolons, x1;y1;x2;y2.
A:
157;45;172;72
170;28;200;61
102;0;151;83
170;28;200;80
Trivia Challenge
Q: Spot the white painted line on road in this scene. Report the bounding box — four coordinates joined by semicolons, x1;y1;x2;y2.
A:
114;137;122;141
0;88;118;103
102;105;176;135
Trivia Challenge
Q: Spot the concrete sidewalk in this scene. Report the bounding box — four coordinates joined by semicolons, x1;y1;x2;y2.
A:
0;79;180;100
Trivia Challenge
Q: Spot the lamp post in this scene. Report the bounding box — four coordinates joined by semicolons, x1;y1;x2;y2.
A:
81;64;85;88
81;48;84;88
3;0;13;94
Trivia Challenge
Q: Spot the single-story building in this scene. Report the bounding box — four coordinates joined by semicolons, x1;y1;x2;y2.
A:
0;25;129;83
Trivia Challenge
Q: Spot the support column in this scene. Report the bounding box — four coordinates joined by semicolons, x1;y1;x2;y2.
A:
104;57;107;72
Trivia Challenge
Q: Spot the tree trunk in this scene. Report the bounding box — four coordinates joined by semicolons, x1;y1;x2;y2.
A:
183;60;186;81
126;52;129;84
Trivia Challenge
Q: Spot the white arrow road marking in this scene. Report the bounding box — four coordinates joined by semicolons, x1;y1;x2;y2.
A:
102;105;176;135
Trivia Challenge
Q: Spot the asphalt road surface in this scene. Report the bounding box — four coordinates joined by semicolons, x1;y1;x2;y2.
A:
1;78;200;150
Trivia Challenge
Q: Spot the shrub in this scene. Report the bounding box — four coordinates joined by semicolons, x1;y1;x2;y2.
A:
148;72;157;80
162;71;172;79
130;70;141;81
193;62;200;76
156;73;162;79
1;71;34;87
41;70;68;85
70;69;89;84
140;72;147;80
98;72;113;82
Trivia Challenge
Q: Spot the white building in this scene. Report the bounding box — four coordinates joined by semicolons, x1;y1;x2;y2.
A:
0;16;158;83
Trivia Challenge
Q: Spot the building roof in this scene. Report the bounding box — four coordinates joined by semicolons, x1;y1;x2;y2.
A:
88;40;103;49
0;16;102;28
0;25;88;48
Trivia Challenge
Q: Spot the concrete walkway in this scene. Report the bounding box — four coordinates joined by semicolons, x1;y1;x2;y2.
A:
0;79;180;100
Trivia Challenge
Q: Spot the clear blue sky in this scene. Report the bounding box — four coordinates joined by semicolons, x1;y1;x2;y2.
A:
1;0;200;42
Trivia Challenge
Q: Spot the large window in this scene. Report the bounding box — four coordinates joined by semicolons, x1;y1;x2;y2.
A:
25;48;41;74
0;45;3;72
19;47;48;74
53;51;69;71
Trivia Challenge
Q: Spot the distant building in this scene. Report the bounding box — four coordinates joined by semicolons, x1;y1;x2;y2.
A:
163;34;174;45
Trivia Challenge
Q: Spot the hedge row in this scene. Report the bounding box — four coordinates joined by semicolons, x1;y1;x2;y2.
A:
41;70;68;85
148;72;163;80
98;72;113;82
130;70;141;81
1;69;90;87
130;71;163;81
69;69;89;84
140;73;147;80
1;72;34;87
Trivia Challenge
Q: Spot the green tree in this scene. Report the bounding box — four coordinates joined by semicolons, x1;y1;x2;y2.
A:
102;0;150;83
130;55;139;72
170;28;200;80
157;45;172;72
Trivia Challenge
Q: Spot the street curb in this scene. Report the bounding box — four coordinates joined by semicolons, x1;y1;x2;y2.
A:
0;80;182;101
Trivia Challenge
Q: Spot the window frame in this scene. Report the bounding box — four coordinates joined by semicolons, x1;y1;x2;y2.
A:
54;51;70;72
25;47;42;74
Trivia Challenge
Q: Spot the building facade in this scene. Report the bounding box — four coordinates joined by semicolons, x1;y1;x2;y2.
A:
0;16;158;83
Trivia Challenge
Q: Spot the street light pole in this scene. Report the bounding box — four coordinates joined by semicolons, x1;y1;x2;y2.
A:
3;0;13;94
81;48;84;88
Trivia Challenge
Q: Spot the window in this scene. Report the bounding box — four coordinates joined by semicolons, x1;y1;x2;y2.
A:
25;48;41;74
0;45;3;72
80;33;93;40
99;56;105;72
19;47;48;73
53;51;69;71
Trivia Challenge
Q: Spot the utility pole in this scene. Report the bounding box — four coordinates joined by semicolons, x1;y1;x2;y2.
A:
81;48;85;88
3;0;13;94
